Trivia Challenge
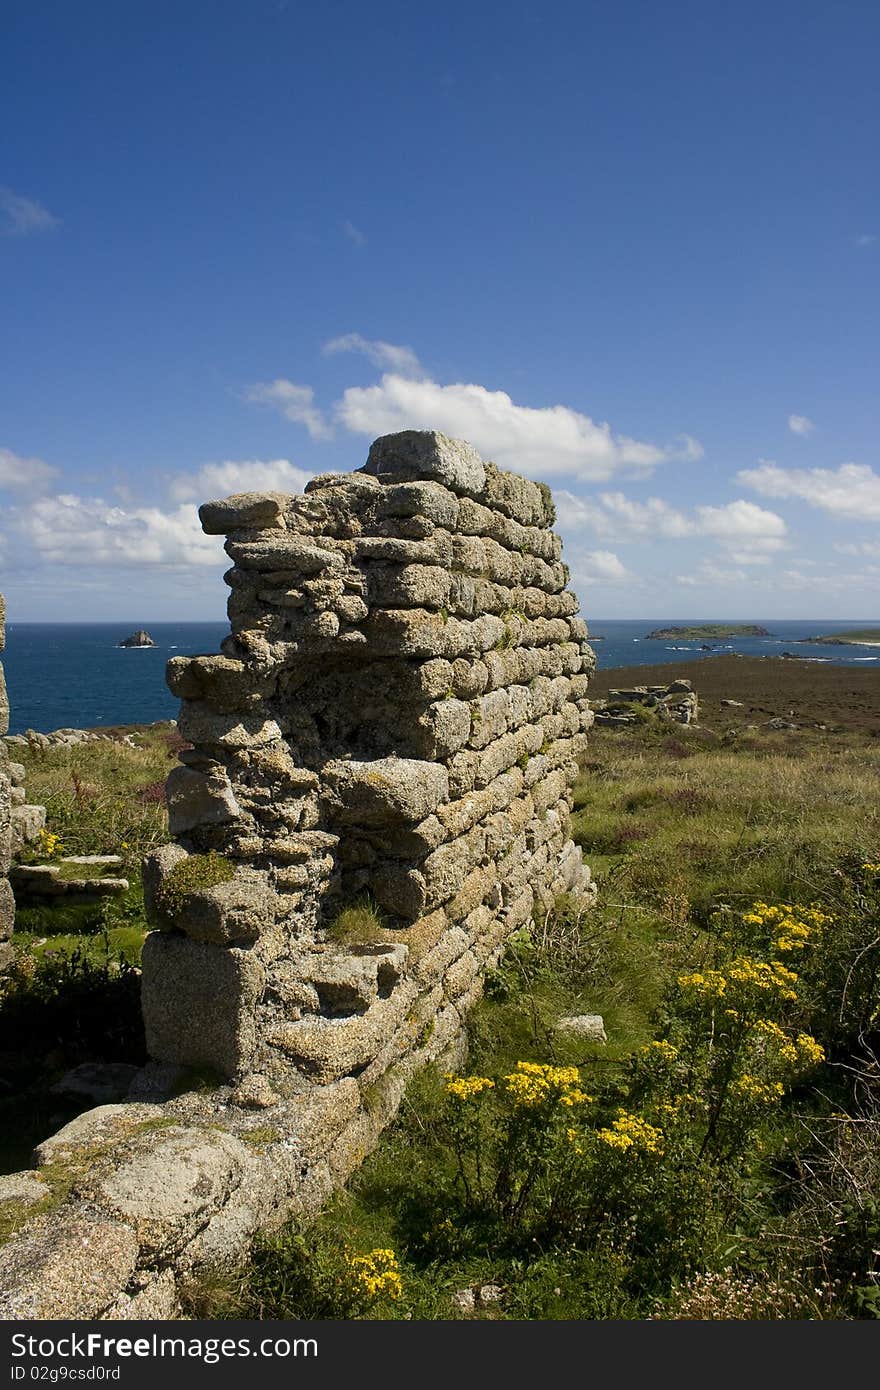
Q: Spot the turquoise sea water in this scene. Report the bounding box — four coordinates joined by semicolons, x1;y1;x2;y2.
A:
2;619;877;735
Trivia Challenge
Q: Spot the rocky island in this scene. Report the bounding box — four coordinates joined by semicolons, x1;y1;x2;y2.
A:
117;629;156;648
645;624;770;640
797;629;880;647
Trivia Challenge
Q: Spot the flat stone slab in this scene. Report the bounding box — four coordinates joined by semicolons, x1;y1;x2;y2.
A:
555;1013;607;1042
60;855;123;866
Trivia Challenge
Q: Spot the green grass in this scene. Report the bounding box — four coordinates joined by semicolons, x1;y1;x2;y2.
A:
180;719;880;1322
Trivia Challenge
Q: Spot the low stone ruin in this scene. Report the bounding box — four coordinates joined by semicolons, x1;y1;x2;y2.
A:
591;678;698;728
0;432;596;1318
0;596;13;975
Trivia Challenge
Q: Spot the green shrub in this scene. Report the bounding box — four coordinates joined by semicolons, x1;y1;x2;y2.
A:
155;851;235;920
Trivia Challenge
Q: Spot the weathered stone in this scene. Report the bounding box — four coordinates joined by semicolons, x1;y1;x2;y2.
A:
0;1214;140;1320
0;1172;47;1206
363;430;486;496
142;934;266;1076
98;1127;250;1258
324;757;449;826
33;1103;159;1164
199;491;288;534
165;765;242;835
555;1013;607;1042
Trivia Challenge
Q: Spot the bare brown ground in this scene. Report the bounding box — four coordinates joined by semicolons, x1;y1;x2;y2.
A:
588;654;880;734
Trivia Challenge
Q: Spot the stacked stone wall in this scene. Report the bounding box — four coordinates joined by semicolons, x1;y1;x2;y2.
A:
142;431;594;1093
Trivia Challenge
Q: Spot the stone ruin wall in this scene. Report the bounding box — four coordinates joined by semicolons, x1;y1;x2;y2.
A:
142;429;594;1093
0;432;597;1319
0;596;13;976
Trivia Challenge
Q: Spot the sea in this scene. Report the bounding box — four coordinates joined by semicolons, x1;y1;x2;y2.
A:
2;619;877;736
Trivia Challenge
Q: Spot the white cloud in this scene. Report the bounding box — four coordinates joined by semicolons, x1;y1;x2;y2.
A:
788;413;814;437
694;500;788;565
571;550;631;584
0;187;58;236
244;380;332;440
170;458;312;503
738;461;880;521
0;446;59;494
595;491;695;538
19;495;222;567
336;373;698;481
343;220;365;246
556;490;786;562
856;233;876;248
323;334;422;377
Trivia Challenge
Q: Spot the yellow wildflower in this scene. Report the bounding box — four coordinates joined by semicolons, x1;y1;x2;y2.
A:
731;1074;785;1105
502;1061;592;1110
726;956;799;1000
444;1075;495;1101
347;1248;403;1300
794;1033;825;1066
597;1111;664;1155
678;969;727;998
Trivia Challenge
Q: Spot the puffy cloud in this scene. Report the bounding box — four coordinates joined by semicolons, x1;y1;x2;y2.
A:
19;495;222;567
0;187;58;236
788;414;814;437
170;458;312;503
323;334;422;378
0;446;59;494
556;490;786;562
570;549;631;584
244;380;332;440
336;373;697;482
738;461;880;521
694;499;787;563
594;491;695;538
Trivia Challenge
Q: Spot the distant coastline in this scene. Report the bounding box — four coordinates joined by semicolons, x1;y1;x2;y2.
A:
797;628;880;649
2;619;877;736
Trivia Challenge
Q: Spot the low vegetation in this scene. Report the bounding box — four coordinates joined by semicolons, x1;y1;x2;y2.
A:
183;715;880;1321
0;725;178;1170
5;705;880;1318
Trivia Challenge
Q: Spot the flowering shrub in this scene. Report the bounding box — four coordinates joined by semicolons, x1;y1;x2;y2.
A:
36;828;64;859
345;1248;403;1302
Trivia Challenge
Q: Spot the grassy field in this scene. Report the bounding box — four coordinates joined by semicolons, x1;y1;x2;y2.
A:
182;672;880;1322
3;665;880;1318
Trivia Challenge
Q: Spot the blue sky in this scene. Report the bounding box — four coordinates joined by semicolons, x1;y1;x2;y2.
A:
1;0;878;621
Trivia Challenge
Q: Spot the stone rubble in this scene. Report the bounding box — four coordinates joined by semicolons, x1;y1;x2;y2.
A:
590;679;698;728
